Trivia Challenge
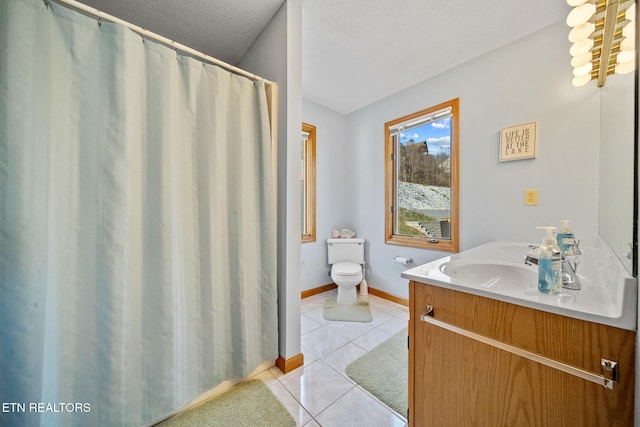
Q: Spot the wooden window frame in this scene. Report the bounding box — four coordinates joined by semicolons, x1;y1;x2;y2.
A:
384;98;459;252
301;122;316;243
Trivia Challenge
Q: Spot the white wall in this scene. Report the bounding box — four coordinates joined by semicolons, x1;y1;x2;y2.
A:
341;21;601;299
301;99;349;290
238;0;303;360
599;72;635;265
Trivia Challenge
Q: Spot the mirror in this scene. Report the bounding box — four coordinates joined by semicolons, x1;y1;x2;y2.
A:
598;71;636;275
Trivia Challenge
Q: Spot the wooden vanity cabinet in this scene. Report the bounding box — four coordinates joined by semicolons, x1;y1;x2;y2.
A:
408;280;636;427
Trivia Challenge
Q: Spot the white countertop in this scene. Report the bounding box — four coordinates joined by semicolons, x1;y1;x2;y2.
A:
401;238;637;331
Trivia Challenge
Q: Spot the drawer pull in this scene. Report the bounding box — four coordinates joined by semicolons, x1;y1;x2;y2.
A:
420;312;618;390
424;304;434;317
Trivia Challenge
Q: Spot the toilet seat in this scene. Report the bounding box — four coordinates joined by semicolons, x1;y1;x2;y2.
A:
332;262;362;276
331;262;362;305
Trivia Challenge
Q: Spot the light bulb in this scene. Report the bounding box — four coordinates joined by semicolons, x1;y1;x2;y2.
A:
625;2;636;21
617;50;635;64
567;0;588;6
569;38;594;56
623;21;636;39
572;74;591;86
620;37;635;52
571;52;592;67
573;61;593;76
568;21;595;43
566;3;596;28
615;61;635;74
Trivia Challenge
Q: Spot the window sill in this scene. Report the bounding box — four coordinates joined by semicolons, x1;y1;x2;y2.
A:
302;234;316;244
385;234;458;253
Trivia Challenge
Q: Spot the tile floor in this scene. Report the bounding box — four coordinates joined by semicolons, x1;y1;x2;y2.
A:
249;289;409;427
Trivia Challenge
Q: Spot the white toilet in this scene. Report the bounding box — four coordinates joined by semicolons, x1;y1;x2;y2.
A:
327;238;365;305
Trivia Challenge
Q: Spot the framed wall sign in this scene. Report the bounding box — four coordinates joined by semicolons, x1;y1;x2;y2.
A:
500;121;537;161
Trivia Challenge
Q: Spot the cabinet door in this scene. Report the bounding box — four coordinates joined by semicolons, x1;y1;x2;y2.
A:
409;281;635;427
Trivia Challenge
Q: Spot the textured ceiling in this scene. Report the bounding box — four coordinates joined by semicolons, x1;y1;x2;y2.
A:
76;0;286;65
75;0;570;115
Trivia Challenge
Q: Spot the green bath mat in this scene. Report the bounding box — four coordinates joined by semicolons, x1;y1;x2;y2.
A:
323;298;372;322
346;327;408;417
156;379;295;427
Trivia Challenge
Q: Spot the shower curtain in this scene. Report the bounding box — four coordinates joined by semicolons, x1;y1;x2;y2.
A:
0;0;278;426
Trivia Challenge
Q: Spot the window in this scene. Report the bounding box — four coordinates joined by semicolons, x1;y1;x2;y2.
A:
385;98;459;252
301;123;316;242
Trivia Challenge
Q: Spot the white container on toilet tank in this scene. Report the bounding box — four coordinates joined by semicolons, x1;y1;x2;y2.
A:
327;238;365;305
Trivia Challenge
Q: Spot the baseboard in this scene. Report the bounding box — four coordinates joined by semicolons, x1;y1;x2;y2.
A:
276;353;304;374
301;282;409;307
366;286;409;307
300;283;337;299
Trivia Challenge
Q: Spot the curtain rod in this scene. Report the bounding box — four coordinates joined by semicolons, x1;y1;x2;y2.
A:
47;0;276;86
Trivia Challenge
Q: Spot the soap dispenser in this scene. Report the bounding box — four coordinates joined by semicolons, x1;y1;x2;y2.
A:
557;220;575;255
537;226;562;294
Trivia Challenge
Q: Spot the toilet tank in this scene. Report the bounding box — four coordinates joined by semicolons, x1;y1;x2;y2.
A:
327;238;365;264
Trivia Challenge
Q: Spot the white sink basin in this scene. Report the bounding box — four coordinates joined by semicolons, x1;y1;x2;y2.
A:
440;259;537;291
401;238;637;331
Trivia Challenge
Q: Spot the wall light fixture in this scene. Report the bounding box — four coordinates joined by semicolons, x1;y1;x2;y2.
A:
567;0;636;87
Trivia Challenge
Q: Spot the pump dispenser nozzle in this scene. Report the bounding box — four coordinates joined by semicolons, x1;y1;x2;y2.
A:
536;226;557;245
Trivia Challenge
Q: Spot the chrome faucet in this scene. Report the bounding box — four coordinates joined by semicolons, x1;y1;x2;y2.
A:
561;240;581;290
523;241;582;290
560;257;581;290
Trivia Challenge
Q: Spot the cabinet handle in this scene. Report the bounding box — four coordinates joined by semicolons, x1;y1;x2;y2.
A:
420;312;618;390
424;305;434;317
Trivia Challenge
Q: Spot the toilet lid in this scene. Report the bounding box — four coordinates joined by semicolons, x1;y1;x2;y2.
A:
333;262;362;276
